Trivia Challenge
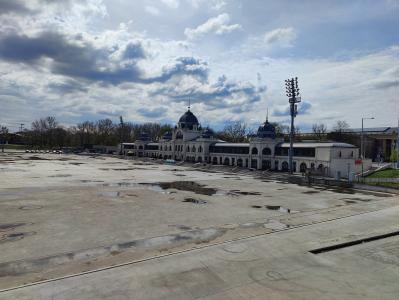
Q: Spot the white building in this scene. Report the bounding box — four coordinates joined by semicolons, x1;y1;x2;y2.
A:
121;108;359;178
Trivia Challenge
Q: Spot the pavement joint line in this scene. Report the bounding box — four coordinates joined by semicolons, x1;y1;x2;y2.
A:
0;205;391;294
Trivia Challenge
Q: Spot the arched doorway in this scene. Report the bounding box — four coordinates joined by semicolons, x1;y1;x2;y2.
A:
262;160;271;170
237;158;243;167
251;147;258;155
251;159;258;169
197;156;203;163
282;161;289;171
212;157;218;164
300;162;307;173
224;157;230;165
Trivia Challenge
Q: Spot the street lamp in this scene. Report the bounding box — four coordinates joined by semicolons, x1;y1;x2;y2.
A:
285;77;301;174
361;117;374;180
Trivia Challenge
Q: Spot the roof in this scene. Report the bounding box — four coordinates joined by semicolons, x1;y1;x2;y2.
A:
178;109;199;125
213;143;249;147
277;142;356;148
342;127;397;134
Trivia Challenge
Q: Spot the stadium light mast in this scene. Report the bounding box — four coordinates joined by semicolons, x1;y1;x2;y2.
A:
285;77;301;174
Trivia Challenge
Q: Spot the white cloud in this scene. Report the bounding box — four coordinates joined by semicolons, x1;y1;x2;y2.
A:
184;13;242;39
145;5;161;16
161;0;179;9
188;0;226;10
264;27;296;48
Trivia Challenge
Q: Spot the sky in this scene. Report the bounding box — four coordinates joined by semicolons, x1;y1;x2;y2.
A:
0;0;398;132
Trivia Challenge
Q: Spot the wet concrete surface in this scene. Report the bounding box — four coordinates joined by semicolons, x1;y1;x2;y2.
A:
0;152;398;298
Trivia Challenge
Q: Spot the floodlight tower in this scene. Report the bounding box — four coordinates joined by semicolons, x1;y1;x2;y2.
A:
285;77;301;174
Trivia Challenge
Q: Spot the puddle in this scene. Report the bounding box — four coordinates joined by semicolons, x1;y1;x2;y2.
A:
27;156;49;160
229;190;261;196
19;205;42;210
183;198;207;204
158;181;217;196
344;200;357;204
98;191;121;198
103;181;220;196
70;162;85;166
0;232;36;243
0;223;28;231
265;205;295;213
251;205;296;213
302;190;320;194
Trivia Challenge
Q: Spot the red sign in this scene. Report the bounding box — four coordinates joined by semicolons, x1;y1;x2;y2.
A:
355;159;362;165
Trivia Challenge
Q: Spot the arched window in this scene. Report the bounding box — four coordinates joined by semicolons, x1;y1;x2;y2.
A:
198;146;202;153
282;161;289;171
339;151;342;158
300;162;307;172
186;146;190;152
192;146;196;152
251;147;258;155
262;147;271;155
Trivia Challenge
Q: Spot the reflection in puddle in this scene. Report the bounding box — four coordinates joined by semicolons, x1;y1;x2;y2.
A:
98;191;121;198
103;181;217;196
182;198;207;204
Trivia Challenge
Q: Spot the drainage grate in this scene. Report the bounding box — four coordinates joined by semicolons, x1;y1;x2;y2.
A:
309;230;399;254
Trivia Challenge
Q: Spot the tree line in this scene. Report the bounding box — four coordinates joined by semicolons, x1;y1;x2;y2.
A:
0;117;356;149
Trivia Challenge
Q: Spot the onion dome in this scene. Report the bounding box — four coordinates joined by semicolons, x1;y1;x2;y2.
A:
257;119;276;139
201;127;215;138
178;109;199;130
162;131;172;140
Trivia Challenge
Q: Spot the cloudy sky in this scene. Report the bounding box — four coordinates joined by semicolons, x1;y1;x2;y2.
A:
0;0;398;132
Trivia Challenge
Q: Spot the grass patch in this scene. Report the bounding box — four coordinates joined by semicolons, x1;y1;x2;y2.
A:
368;168;399;179
365;182;399;189
1;144;27;150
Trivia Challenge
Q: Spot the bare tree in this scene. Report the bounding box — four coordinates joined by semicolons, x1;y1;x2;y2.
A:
312;123;327;140
333;120;350;133
219;121;248;142
0;125;9;152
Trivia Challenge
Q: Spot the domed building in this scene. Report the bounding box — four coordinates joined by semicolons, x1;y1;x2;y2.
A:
121;106;359;178
178;109;199;130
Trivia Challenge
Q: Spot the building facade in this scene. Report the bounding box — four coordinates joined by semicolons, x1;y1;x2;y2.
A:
121;108;360;178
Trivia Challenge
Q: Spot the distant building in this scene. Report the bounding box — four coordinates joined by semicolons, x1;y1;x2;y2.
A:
121;108;360;178
342;127;398;162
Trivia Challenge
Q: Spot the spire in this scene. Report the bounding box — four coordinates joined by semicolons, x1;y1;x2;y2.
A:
266;108;269;123
188;97;191;111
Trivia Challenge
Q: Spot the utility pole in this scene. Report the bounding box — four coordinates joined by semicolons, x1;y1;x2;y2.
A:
119;116;124;155
19;123;24;132
361;117;374;180
285;77;301;174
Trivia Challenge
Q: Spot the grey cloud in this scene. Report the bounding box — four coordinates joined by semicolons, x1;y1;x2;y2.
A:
0;32;145;85
373;79;399;89
144;57;208;83
123;42;146;60
47;80;88;94
0;0;34;15
137;107;166;118
155;75;265;110
0;32;209;86
273;101;312;117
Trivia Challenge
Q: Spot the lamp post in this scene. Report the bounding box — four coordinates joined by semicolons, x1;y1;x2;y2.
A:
285;77;301;174
361;117;374;180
